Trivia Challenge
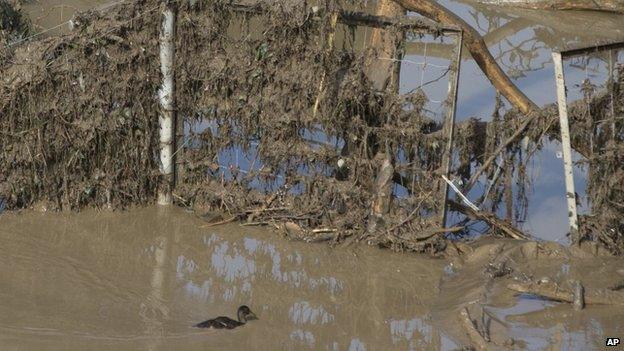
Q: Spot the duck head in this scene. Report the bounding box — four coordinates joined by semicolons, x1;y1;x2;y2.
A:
237;305;258;323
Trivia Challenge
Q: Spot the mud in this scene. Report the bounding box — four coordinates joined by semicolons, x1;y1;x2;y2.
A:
1;207;623;350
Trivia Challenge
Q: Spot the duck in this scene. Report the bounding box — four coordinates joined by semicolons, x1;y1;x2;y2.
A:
194;305;258;329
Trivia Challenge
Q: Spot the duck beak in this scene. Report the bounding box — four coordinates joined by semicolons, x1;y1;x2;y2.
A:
247;312;258;320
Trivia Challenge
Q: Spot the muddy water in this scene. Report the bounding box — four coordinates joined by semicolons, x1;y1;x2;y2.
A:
2;208;623;350
22;0;111;35
0;207;454;350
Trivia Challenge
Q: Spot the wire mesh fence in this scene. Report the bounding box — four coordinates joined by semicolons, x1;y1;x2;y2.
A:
5;0;621;253
553;44;624;252
1;0;468;253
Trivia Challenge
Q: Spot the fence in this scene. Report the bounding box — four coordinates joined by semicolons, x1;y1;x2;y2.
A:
552;41;624;249
5;0;622;253
0;0;470;253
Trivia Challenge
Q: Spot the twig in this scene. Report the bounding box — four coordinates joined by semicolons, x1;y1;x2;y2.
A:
240;221;270;227
312;228;338;234
464;113;536;193
245;206;290;213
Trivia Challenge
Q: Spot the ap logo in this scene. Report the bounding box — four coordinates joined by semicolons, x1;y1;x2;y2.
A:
606;338;620;347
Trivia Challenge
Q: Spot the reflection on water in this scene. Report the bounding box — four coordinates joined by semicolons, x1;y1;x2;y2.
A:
0;207;448;350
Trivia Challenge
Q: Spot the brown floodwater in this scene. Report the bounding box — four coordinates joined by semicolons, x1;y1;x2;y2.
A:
0;207;451;350
1;207;623;350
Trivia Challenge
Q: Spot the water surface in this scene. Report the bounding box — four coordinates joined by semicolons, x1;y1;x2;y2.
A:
0;207;451;350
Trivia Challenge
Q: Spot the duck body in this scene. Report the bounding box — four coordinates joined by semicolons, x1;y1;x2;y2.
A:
194;305;258;330
194;316;244;329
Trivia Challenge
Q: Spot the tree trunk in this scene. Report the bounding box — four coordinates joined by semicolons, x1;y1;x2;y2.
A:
367;0;405;232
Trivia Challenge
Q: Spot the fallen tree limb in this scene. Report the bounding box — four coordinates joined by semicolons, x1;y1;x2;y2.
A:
507;280;624;305
479;0;624;14
449;199;531;240
393;0;540;115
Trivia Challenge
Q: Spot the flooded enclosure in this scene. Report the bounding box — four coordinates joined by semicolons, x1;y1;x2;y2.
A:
1;0;624;349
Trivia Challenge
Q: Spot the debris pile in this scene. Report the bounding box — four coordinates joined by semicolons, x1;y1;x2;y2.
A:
0;0;622;255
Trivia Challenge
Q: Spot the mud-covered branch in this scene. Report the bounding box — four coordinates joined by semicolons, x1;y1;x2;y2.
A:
449;199;530;240
479;0;624;14
508;280;624;305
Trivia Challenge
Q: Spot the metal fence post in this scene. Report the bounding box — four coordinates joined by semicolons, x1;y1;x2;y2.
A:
158;1;177;205
440;31;463;227
552;52;579;243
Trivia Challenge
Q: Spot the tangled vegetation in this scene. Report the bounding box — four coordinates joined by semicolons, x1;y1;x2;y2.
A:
0;0;621;255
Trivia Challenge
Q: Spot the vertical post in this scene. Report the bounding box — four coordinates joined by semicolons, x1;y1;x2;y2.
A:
552;52;579;242
608;49;617;140
158;1;176;205
440;31;463;227
366;1;405;233
312;11;338;118
504;152;513;221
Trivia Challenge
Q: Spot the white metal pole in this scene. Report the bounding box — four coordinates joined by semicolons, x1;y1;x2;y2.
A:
158;1;176;205
552;52;579;242
440;31;463;227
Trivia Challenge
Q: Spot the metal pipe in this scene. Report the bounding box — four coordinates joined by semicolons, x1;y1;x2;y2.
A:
158;1;176;205
440;31;463;227
552;52;579;242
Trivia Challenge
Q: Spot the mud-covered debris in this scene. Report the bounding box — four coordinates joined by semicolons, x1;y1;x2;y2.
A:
0;0;622;255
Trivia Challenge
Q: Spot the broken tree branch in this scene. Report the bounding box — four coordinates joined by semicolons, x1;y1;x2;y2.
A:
508;280;624;305
449;199;530;240
464;113;537;192
393;0;540;115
